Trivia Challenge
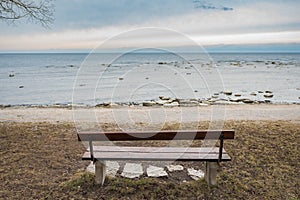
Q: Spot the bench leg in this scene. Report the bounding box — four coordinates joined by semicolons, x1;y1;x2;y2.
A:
95;160;106;185
205;162;218;186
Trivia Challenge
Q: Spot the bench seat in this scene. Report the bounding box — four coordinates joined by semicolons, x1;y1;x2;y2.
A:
82;146;231;161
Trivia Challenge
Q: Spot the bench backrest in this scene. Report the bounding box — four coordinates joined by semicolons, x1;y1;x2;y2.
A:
78;130;235;141
78;130;234;163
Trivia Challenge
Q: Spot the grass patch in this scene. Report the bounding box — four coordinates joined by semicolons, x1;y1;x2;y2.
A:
0;120;299;199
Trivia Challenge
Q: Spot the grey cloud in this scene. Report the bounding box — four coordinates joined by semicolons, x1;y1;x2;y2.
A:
193;0;233;11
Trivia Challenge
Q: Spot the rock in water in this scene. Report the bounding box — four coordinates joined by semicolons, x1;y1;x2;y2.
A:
159;96;170;100
264;94;274;98
223;91;232;95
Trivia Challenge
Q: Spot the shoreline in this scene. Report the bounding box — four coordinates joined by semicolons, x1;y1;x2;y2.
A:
1;104;299;123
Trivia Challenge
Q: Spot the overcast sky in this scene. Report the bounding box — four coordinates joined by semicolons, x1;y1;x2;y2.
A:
0;0;299;52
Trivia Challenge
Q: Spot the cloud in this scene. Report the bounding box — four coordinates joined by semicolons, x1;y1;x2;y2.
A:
0;0;299;51
193;0;233;11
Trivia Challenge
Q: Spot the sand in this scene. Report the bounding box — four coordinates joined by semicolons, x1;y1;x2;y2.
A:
1;104;299;123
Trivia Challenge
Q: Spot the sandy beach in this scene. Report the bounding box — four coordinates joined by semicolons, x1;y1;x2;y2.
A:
1;104;299;123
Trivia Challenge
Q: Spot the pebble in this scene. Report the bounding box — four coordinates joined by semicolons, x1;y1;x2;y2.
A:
234;94;241;97
9;74;14;77
250;92;257;96
19;85;24;88
118;77;124;80
265;91;272;94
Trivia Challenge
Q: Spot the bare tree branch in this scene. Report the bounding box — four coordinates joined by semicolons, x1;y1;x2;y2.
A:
0;0;54;27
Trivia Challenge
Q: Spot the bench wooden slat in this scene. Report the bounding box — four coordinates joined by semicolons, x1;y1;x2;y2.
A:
82;146;231;161
91;146;228;154
78;130;234;141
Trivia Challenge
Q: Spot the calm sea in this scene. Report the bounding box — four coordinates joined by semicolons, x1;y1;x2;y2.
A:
0;53;299;105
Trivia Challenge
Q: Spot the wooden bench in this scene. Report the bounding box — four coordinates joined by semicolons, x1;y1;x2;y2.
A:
78;130;234;186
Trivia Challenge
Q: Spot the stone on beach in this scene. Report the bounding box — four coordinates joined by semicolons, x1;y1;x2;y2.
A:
230;98;240;102
177;99;199;106
199;103;209;106
142;101;156;106
155;100;169;105
146;165;168;177
242;99;254;104
163;102;179;107
121;163;143;179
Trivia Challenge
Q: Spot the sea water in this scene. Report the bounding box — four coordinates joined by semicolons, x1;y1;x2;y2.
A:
0;53;299;106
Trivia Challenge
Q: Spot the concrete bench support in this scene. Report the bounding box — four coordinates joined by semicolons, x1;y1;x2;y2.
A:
205;162;218;186
95;160;106;185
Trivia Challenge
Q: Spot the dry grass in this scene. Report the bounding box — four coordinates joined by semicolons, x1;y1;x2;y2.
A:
0;120;299;199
